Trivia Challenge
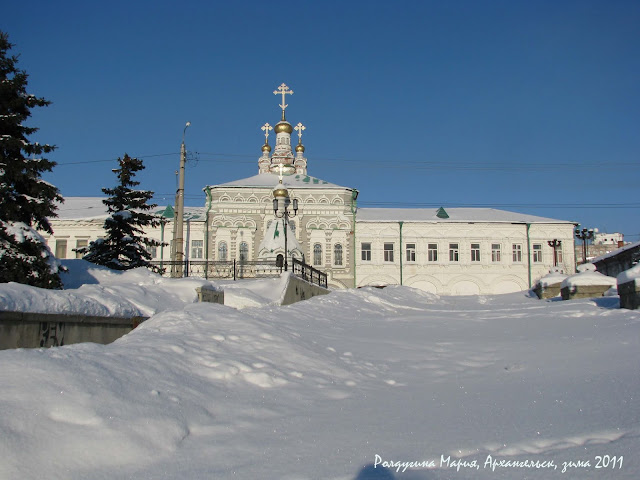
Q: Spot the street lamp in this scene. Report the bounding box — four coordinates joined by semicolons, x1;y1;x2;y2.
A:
272;179;298;271
172;121;190;277
574;227;594;264
547;239;562;267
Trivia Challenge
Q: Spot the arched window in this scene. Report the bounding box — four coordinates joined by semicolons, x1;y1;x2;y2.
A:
239;242;249;262
218;241;228;261
313;243;322;266
334;244;343;266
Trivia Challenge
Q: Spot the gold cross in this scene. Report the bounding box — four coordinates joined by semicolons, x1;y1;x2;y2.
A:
294;122;306;143
261;123;272;143
273;83;293;120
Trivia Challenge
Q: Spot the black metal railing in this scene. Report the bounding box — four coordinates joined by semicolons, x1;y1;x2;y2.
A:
150;258;328;289
150;260;282;280
291;257;328;288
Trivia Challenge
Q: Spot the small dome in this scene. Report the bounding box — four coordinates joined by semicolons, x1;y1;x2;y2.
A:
273;185;289;198
262;143;271;152
274;121;293;134
295;143;305;153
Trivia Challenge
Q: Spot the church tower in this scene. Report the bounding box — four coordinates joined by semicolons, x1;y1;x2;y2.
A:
258;83;307;176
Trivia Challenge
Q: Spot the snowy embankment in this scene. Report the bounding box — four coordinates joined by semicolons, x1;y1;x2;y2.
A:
1;270;639;479
0;260;287;317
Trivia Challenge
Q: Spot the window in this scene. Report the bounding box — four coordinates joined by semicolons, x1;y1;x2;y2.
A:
55;239;67;259
384;243;394;262
239;242;249;262
512;244;522;263
533;244;543;263
491;244;501;262
313;243;322;266
191;240;203;259
406;243;416;262
360;243;371;262
361;242;371;261
471;243;481;262
218;241;228;261
556;248;563;264
449;243;459;262
428;243;438;262
334;244;343;266
75;239;88;259
146;245;157;259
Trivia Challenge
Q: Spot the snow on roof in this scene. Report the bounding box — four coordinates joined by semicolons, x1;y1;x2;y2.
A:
210;173;352;191
54;198;206;222
536;270;568;287
591;240;640;264
356;207;573;224
617;263;640;286
561;263;617;288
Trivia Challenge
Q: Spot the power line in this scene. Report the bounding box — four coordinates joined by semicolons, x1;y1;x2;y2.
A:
56;150;640;171
55;152;179;166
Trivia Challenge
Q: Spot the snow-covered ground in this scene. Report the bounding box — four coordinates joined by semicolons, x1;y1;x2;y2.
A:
1;263;639;479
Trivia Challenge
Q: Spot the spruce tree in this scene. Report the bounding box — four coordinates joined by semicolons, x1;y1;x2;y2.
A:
0;31;63;288
82;154;163;272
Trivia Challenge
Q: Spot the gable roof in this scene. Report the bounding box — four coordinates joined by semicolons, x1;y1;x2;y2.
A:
356;207;574;224
209;173;353;191
53;197;206;222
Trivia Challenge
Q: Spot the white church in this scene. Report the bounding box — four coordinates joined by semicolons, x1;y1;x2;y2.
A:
47;84;576;295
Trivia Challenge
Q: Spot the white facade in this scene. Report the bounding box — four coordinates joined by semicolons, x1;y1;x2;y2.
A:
45;84;578;294
355;208;576;295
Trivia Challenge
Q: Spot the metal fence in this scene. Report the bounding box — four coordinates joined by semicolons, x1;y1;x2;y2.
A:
150;258;328;289
150;260;282;280
291;258;328;289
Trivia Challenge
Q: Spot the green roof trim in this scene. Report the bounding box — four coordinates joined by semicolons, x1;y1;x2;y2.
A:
160;205;175;218
436;207;449;219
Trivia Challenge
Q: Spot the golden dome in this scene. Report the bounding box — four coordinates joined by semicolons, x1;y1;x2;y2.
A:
274;121;293;134
262;143;271;152
295;143;305;153
273;185;289;198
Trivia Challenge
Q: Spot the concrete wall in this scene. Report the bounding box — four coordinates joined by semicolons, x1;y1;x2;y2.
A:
196;286;224;304
0;311;147;350
618;280;640;310
281;275;329;306
560;285;612;300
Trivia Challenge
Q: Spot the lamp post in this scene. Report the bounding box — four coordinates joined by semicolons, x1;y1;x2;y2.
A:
574;227;594;264
547;239;562;267
272;179;298;272
172;121;190;277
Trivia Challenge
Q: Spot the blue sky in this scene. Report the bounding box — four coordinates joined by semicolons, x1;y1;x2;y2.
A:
4;0;639;240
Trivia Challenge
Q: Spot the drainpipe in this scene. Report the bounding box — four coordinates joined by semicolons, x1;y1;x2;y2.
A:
526;223;532;289
350;189;359;288
399;221;404;286
160;220;166;271
204;186;213;263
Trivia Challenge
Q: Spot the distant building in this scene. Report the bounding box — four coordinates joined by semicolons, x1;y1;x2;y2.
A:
594;232;624;245
45;84;577;295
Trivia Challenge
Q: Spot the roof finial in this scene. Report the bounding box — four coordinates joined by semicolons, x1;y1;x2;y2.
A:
273;83;293;121
261;122;273;144
294;122;306;144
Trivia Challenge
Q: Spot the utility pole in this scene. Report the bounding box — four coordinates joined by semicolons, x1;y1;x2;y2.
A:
172;121;190;277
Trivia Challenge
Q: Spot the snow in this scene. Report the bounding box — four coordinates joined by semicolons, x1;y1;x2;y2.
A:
357;207;573;224
0;260;221;317
562;263;617;288
617;263;640;286
0;267;639;479
55;198;206;221
536;269;568;287
592;240;640;264
212;172;351;190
